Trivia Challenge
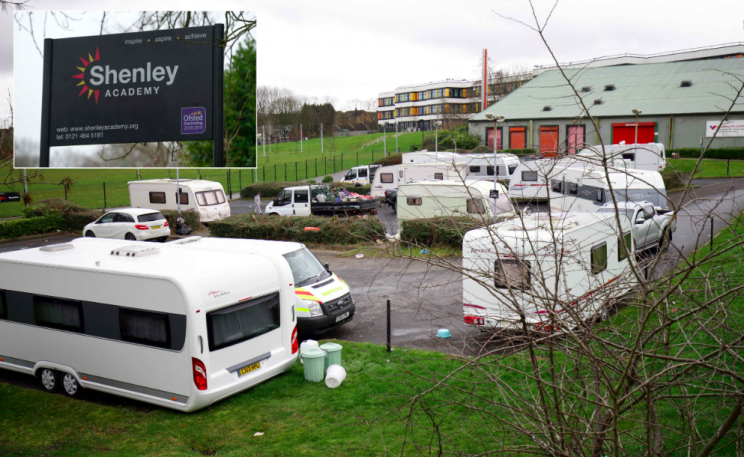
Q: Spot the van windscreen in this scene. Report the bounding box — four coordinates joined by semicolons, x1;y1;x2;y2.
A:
283;248;328;286
207;293;280;351
138;212;166;223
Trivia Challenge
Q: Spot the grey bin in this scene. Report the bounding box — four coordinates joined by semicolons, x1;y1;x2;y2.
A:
302;348;326;382
319;342;343;371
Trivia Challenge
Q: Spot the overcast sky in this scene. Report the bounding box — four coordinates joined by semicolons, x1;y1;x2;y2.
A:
1;0;743;161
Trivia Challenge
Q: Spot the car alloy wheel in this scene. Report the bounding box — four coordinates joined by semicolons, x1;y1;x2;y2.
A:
62;373;81;397
125;233;137;241
85;230;95;237
40;368;58;393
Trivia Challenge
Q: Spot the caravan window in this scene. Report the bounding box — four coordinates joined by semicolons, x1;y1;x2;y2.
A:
494;259;531;290
119;308;170;349
569;182;578;195
622;153;635;161
469;166;481;173
552;180;563;194
33;296;83;333
508;165;518;175
522;171;538;182
196;190;226;206
177;192;189;205
618;232;632;262
149;192;166;204
0;290;6;320
596;190;605;203
407;197;422;206
207;293;281;351
591;243;608;275
487;166;495;176
466;198;486;214
434;173;444;180
380;173;394;183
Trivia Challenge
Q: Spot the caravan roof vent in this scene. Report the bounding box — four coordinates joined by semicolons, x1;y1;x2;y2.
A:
594;99;604;105
542;105;552;111
581;86;592;92
40;243;74;252
110;245;160;258
680;80;693;87
604;84;616;91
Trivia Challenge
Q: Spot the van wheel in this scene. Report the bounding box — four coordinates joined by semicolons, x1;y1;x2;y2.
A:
125;233;137;241
39;368;59;393
61;373;82;398
85;230;95;237
269;213;279;217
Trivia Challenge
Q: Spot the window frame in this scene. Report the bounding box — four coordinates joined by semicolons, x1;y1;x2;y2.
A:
434;173;444;180
407;197;422;206
466;198;486;214
618;232;632;262
33;295;84;333
119;307;172;349
149;192;167;204
591;243;608;275
380;173;394;184
294;189;309;204
206;293;281;352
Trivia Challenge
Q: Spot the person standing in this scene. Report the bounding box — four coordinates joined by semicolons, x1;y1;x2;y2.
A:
254;193;262;215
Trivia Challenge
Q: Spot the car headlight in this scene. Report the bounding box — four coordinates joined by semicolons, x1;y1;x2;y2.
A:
303;300;323;317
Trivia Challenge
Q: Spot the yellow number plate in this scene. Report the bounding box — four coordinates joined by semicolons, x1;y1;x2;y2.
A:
151;225;162;230
238;362;261;377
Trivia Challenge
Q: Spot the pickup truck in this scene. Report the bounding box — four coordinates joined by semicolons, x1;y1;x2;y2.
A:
264;184;380;217
597;201;676;251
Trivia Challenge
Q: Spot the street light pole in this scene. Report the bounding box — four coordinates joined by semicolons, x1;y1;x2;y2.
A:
300;123;303;153
485;113;506;222
632;109;642;146
262;126;266;156
395;122;399;154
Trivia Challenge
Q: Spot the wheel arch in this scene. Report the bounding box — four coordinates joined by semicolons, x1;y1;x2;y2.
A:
33;361;82;384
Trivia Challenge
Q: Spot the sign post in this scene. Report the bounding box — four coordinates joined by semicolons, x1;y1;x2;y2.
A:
39;25;225;167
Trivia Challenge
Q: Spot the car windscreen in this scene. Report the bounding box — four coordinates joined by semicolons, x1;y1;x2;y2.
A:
283;247;329;287
137;212;166;223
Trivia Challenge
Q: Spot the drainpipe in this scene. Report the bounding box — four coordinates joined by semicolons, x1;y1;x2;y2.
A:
528;120;533;149
669;115;674;149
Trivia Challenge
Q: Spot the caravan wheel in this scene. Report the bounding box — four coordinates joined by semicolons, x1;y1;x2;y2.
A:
39;368;59;393
61;373;82;398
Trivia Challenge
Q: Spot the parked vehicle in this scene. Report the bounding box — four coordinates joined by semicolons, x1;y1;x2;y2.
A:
396;181;515;223
578;143;666;171
264;184;380;217
83;208;170;242
384;188;398;212
548;165;667;212
370;162;467;198
128;179;230;223
169;237;355;337
462;212;634;331
463;153;520;182
402;151;465;164
339;165;381;184
597;201;676;251
0;238;298;412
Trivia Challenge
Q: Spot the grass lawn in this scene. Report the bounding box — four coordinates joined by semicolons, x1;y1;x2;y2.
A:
667;158;744;178
259;131;427;157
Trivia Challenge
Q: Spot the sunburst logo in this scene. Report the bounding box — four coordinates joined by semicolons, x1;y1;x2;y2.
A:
72;47;101;104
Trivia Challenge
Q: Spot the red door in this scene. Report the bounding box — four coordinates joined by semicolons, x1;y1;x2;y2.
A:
567;125;585;154
612;122;655;144
487;128;502;150
540;126;559;156
510;127;526;149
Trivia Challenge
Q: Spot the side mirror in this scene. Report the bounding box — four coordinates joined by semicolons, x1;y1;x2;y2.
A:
324;263;330;272
636;217;645;225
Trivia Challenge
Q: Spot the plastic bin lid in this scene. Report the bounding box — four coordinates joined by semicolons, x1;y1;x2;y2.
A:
319;342;343;352
302;348;326;359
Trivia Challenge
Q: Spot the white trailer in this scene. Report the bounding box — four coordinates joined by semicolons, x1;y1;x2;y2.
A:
370;162;467;198
578;143;666;171
128;179;230;223
547;165;667;213
462;212;634;331
396;181;515;223
463;153;520;182
0;238;298;412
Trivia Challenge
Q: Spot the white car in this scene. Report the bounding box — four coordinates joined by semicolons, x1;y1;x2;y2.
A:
83;208;171;242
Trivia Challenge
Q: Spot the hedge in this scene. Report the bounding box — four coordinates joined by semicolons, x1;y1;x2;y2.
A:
668;147;744;160
371;153;403;167
240;181;308;199
161;209;204;231
22;199;101;232
210;215;385;245
400;217;487;249
0;215;67;239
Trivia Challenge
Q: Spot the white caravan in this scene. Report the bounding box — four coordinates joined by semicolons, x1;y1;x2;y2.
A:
578;143;666;171
402;151;466;164
547;165;667;213
339;165;381;184
463;153;520;182
462;212;634;331
370;162;467;198
397;181;515;223
128;179;231;223
0;238;298;412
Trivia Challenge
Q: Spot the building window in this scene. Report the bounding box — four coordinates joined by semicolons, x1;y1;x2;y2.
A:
149;192;166;204
33;296;84;333
591;243;608;275
407;197;422;206
380;173;394;183
466;198;485;214
119;308;171;349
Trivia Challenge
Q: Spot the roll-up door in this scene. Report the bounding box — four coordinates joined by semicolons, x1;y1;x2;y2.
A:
540;126;559;156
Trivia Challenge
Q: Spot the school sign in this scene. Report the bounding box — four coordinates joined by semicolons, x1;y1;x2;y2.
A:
39;25;225;166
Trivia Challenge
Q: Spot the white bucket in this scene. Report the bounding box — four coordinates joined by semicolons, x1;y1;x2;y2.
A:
325;364;346;388
300;340;319;364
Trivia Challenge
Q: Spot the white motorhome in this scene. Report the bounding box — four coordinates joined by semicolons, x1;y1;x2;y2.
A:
463;153;520;182
0;238;298;412
578;143;666;171
339;165;381;184
462;212;634;331
396;181;515;223
370;162;467;198
168;237;355;337
548;165;667;213
128;179;231;223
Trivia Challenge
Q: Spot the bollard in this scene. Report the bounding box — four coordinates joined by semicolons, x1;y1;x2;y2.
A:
387;299;391;353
